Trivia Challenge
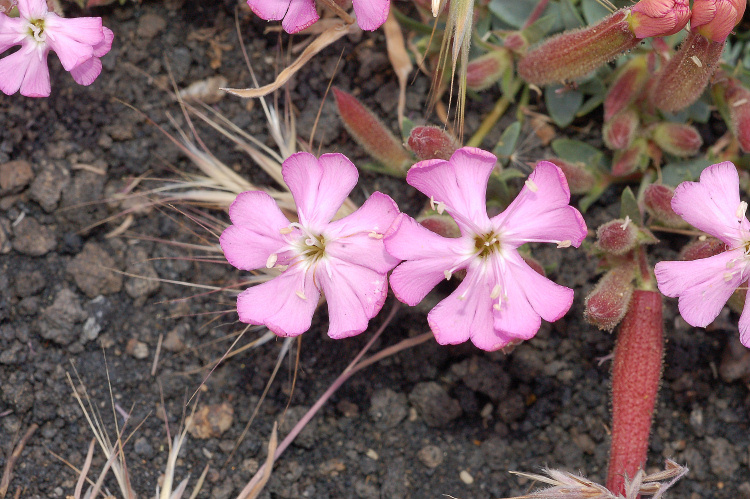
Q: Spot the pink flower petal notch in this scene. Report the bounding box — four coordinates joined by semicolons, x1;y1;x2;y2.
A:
385;147;588;351
220;152;401;339
246;0;389;32
0;0;112;97
655;162;750;347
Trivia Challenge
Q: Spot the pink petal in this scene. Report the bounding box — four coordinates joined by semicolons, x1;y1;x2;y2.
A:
0;17;24;53
427;270;493;348
281;0;319;33
325;192;400;273
739;287;750;347
236;269;320;337
0;48;29;95
19;45;50;97
671;162;748;245
353;0;390;30
318;260;388;339
491;262;543;341
506;254;574;322
92;26;114;58
655;250;744;327
282;152;358;230
492;161;587;248
45;14;102;70
385;214;470;305
69;56;102;86
16;0;47;19
247;0;291;21
406;147;496;234
222;191;291;270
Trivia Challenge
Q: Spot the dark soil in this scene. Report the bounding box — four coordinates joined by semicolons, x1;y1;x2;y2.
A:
1;1;750;498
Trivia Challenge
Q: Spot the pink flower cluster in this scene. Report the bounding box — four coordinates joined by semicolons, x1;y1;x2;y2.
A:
221;147;588;351
0;0;112;97
246;0;390;33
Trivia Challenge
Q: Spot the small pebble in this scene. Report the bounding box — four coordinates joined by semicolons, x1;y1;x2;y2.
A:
459;470;474;485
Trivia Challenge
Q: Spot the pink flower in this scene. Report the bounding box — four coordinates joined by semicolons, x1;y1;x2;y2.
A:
246;0;389;33
691;0;746;42
220;152;400;338
629;0;690;38
655;162;750;347
0;0;112;97
384;148;588;351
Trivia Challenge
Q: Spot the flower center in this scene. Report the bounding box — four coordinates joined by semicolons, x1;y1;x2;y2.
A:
473;231;503;259
299;233;327;263
27;18;46;42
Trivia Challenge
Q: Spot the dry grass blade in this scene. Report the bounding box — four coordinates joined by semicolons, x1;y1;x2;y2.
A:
238;422;278;499
383;10;413;130
73;439;96;499
0;423;38;498
223;21;359;98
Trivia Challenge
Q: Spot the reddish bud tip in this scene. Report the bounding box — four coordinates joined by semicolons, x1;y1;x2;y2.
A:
518;9;639;85
466;49;513;91
649;122;703;156
603;108;640;150
692;0;746;43
522;255;546;277
629;0;690;38
407;126;460;161
604;56;649;121
597;218;639;254
723;79;750;152
584;265;636;331
503;32;528;52
418;214;461;238
611;138;648;176
680;236;726;260
644;184;686;227
543;158;597;194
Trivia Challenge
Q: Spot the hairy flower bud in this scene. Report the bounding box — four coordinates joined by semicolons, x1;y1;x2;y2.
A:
644;184;686;227
466;49;512;91
543;158;597;194
720;78;750;152
629;0;690;38
612;138;648;176
604;56;649;120
596;218;639;254
679;236;725;260
417;213;461;238
518;10;639;85
691;0;746;43
649;122;703;156
584;265;635;331
603;108;640;150
650;30;725;112
407;126;459;161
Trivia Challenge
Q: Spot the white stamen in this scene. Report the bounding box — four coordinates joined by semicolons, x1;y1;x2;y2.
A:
620;216;631;230
305;237;315;246
431;0;440;16
724;272;734;282
444;270;452;281
698;235;707;241
737;201;748;220
493;303;502;311
280;227;294;234
436;201;446;214
430;196;436;211
733;98;749;107
727;259;736;269
490;284;502;299
295;290;307;300
266;253;278;268
368;231;384;239
525;179;538;192
557;240;572;248
691;55;702;67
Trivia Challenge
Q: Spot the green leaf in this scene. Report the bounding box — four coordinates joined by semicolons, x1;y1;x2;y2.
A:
551;138;605;166
493;121;522;166
401;117;416;142
686;98;711;123
581;0;612;24
559;0;584;30
620;187;642;225
661;158;714;185
488;0;539;28
521;14;557;45
577;94;605;116
545;85;583;127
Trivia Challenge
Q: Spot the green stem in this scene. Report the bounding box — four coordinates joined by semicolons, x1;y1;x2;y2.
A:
466;80;522;147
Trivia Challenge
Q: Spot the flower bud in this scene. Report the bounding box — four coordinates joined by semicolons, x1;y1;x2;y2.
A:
629;0;690;38
679;236;725;260
644;184;686;227
721;78;750;152
585;265;635;331
543;158;597;194
603;108;640;150
650;30;725;113
691;0;746;43
418;214;461;238
596;218;639;255
466;49;512;91
604;56;649;121
407;126;459;161
611;138;648;176
503;31;528;53
518;10;639;85
649;122;703;156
